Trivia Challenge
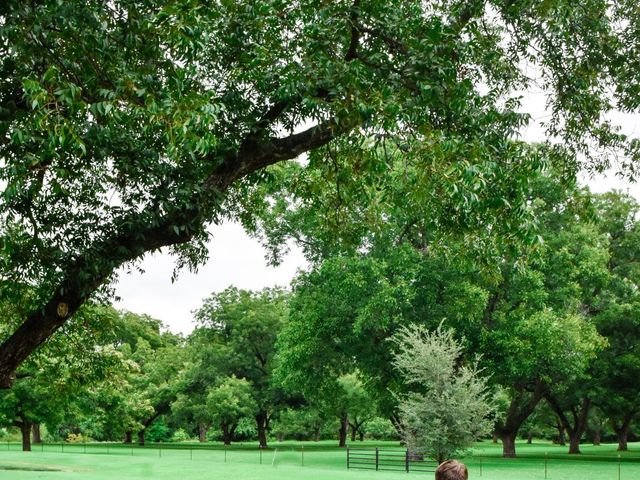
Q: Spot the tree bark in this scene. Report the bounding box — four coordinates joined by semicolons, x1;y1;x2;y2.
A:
198;423;209;443
32;423;42;444
138;430;145;446
124;431;132;444
256;411;269;448
545;395;591;455
221;422;237;445
19;422;32;452
359;430;364;441
527;432;533;444
499;431;517;458
350;424;357;442
494;383;544;458
338;413;348;447
568;430;582;454
612;414;634;452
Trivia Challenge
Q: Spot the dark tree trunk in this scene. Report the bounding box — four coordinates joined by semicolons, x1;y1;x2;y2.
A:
32;423;42;444
568;430;582;454
545;396;590;455
592;429;601;446
612;415;634;452
350;424;357;442
359;430;364;441
221;422;237;445
198;423;208;443
124;431;132;444
19;422;32;452
500;431;517;458
527;432;533;444
138;430;145;446
256;411;269;448
338;413;348;447
494;383;544;458
492;432;498;443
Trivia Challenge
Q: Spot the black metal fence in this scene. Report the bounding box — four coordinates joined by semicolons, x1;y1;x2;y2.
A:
347;447;437;473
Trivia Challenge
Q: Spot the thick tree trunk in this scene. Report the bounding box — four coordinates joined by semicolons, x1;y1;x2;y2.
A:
124;431;133;444
592;430;601;446
338;413;348;447
612;415;634;452
350;424;357;442
500;431;517;458
546;396;590;455
359;430;364;441
527;432;533;444
256;411;269;448
32;423;42;444
494;384;545;458
20;422;32;452
198;423;208;443
221;422;236;445
138;430;145;446
568;431;582;454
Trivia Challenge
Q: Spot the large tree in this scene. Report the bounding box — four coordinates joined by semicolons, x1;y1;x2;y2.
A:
1;0;639;386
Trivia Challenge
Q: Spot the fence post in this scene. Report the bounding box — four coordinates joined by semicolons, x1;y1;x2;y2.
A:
224;444;227;463
376;447;379;471
301;445;304;467
260;447;263;465
347;446;350;469
618;453;621;480
544;452;548;479
159;442;162;458
405;449;409;473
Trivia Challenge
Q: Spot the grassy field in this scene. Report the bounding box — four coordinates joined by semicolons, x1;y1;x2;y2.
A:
0;440;638;479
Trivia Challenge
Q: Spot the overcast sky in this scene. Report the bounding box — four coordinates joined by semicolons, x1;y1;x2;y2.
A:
113;88;640;335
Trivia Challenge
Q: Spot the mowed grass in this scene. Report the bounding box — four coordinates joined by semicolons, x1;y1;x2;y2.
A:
0;440;638;479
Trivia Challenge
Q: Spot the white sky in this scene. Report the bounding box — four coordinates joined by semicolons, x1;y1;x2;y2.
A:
113;88;640;335
113;223;307;334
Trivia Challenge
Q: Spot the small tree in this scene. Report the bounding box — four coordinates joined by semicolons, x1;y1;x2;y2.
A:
391;324;494;463
206;376;257;445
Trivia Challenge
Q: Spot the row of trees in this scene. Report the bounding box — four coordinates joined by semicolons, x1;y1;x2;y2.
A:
2;182;639;461
2;0;640;392
1;0;640;461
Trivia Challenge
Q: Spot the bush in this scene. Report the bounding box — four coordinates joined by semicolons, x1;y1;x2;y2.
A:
146;420;171;443
364;417;399;440
170;428;191;442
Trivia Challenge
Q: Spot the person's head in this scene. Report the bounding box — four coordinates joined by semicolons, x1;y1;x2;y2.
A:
435;460;468;480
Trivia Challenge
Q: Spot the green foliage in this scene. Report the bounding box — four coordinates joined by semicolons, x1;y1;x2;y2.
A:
1;0;639;385
392;323;494;463
363;417;399;441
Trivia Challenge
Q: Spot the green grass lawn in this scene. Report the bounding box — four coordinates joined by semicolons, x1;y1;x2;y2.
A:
0;440;638;479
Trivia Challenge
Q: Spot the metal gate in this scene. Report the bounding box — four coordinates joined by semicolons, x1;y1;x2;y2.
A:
347;447;437;473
